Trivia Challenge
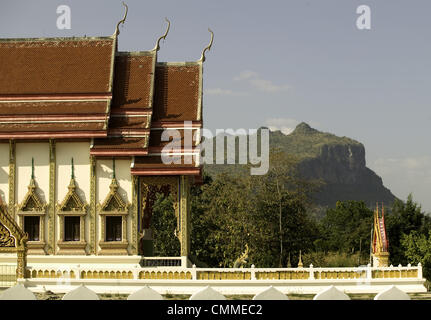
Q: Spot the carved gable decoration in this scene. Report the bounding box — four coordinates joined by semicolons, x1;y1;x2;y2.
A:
18;178;46;212
98;178;128;213
0;198;26;251
0;222;15;247
58;178;87;212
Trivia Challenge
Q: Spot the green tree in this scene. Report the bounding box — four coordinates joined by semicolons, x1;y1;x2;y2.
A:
190;149;320;268
318;200;373;264
151;193;180;256
386;194;431;265
401;231;431;280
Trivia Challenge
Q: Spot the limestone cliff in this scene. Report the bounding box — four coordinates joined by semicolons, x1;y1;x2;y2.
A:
204;122;397;209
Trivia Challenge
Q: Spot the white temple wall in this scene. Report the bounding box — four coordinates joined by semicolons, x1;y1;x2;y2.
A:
0;143;9;204
16;142;50;204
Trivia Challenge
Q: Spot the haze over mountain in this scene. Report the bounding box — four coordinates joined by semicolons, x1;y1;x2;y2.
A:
204;122;397;210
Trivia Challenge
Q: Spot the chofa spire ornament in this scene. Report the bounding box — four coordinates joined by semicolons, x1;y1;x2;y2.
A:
199;28;214;62
153;17;171;51
114;2;128;37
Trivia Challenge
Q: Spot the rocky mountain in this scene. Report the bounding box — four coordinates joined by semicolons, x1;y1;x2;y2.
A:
204;122;397;210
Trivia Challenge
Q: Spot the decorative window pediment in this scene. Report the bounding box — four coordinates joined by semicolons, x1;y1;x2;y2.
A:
57;178;88;213
98;178;129;214
17;178;47;213
16;159;47;252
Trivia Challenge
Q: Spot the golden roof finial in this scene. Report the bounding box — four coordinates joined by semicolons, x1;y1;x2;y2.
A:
114;2;128;37
153;18;171;51
199;28;214;62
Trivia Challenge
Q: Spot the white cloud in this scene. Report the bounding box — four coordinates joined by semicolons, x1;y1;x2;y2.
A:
234;70;290;93
205;88;247;96
373;156;431;175
264;118;299;135
371;155;431;211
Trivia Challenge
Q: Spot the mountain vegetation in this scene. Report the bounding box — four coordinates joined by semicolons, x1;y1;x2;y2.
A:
149;123;431;280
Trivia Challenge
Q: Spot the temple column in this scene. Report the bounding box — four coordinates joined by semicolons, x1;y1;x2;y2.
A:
48;139;56;254
8;140;15;219
89;155;96;254
179;175;191;257
131;175;139;255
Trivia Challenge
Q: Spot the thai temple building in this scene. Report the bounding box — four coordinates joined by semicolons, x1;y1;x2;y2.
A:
0;5;211;266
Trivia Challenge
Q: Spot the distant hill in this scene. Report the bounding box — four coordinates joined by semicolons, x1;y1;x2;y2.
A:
204;122;397;212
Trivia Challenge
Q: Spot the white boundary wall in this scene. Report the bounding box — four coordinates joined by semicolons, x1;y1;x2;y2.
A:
0;255;424;295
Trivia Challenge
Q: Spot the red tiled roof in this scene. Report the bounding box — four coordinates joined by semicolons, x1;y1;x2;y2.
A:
0;37;115;95
111;53;155;109
0;37;115;137
0;35;204;176
152;63;201;122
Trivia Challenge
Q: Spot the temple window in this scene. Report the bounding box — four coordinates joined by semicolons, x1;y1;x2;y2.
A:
64;216;80;242
56;158;88;254
106;216;122;241
17;158;47;254
97;159;129;254
24;216;40;242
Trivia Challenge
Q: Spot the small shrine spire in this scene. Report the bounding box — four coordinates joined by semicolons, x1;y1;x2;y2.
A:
114;2;128;37
153;18;171;52
199;28;214;62
298;250;303;268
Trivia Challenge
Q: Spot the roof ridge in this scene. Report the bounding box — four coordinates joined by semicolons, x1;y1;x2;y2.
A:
0;36;115;42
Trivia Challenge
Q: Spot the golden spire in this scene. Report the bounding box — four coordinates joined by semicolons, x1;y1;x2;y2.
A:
298;250;303;268
114;2;128;36
199;28;214;62
153;18;171;51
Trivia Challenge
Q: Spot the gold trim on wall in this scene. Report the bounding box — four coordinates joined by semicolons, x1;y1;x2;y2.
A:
97;175;129;255
16;173;48;255
89;155;96;254
8;140;15;218
48;139;55;255
56;176;88;255
180;175;190;257
131;175;138;255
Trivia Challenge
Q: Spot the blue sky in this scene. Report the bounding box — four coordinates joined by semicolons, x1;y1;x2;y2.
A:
1;0;431;211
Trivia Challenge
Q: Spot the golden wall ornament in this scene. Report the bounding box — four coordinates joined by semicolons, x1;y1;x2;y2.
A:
179;175;191;256
97;165;130;255
89;155;96;254
56;159;88;255
0;197;28;278
131;175;138;255
16;159;48;254
8;140;16;218
48;139;56;254
0;222;15;247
